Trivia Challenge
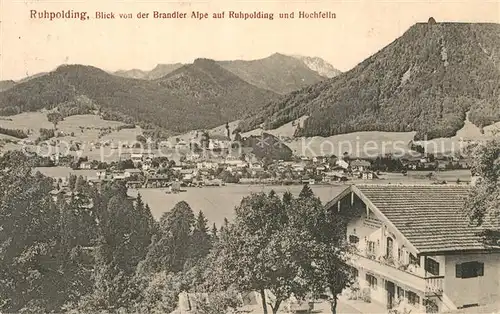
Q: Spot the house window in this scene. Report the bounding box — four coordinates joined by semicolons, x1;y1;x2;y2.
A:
456;262;484;279
367;241;376;255
425;258;440;276
407;291;420;305
397;287;405;300
409;253;420;266
349;235;359;244
366;274;378;290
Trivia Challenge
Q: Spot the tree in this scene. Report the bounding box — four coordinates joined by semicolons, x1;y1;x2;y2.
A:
117;159;135;170
128;271;181;314
282;191;293;205
294;185;353;314
191;288;242;314
211;223;218;240
307;216;353;314
68;174;77;190
136;135;147;145
299;184;314;199
464;140;500;227
201;131;210;149
0;152;65;312
141;201;196;274
219;170;240;183
206;192;329;314
47;112;63;129
135;194;157;247
0;152;166;313
75;175;87;193
191;211;212;260
225;122;231;140
69;182;156;312
100;193;153;273
314;248;354;314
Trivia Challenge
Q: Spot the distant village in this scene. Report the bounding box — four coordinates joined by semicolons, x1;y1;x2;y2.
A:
33;127;473;198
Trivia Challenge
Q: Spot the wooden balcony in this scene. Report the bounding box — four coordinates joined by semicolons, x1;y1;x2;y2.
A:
425;276;444;296
351;253;445;296
350;253;427;292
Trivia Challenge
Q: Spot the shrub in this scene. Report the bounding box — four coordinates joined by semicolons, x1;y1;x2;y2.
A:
0;127;28;139
191;289;243;314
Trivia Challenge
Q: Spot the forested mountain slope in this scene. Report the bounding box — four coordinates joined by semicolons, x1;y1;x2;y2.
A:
240;22;500;140
0;61;278;132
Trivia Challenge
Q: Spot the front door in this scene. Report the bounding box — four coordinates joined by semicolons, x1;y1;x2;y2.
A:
385;281;395;309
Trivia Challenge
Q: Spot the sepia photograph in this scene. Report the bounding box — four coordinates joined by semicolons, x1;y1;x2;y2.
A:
0;0;499;313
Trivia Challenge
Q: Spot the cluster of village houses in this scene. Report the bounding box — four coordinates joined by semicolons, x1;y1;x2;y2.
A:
29;127;471;191
70;152;381;188
45;144;472;193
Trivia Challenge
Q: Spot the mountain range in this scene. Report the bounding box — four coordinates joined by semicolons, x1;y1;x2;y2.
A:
217;53;332;94
112;54;340;94
0;53;340;133
2;22;499;141
114;63;184;80
3;53;340;96
291;55;342;78
240;22;500;140
0;73;49;92
0;59;278;133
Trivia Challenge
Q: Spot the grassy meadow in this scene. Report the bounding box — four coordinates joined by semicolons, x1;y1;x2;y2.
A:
0;112;150;161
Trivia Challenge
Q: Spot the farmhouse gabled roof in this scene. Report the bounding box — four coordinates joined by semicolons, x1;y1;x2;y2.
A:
326;184;494;254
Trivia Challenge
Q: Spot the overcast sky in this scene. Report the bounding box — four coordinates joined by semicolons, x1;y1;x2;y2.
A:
1;0;499;80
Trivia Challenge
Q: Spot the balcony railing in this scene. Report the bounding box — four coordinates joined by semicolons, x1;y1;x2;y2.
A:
425;276;444;296
358;248;426;277
352;253;444;295
351;253;427;292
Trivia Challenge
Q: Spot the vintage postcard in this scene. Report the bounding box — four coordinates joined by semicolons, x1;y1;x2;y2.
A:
0;0;499;313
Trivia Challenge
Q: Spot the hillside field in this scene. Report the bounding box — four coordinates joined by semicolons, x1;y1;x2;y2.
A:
0;113;148;161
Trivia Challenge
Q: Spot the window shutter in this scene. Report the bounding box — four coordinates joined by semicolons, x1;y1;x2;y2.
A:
456;263;462;278
477;262;484;276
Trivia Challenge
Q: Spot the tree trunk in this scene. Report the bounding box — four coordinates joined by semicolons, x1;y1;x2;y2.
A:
260;289;268;314
271;300;282;314
330;295;338;314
